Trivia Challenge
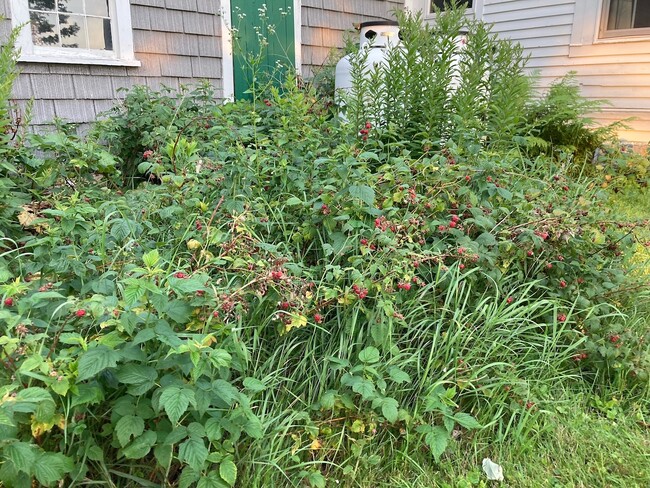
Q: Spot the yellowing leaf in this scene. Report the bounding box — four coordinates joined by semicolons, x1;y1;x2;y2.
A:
285;314;308;333
310;438;322;450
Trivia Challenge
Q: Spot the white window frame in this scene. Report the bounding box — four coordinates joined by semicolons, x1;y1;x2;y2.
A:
599;0;650;39
571;0;650;47
416;0;484;20
10;0;140;66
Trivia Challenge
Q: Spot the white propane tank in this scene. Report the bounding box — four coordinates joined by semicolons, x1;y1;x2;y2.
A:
334;20;401;118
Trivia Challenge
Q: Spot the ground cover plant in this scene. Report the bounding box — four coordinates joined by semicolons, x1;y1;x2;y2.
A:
1;6;649;487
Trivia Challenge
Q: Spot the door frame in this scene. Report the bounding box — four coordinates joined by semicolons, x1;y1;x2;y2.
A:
220;0;302;101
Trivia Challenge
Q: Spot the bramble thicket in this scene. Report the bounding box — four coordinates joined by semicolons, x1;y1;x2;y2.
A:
0;7;649;488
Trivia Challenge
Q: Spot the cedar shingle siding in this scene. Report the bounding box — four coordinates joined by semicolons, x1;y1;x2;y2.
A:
3;0;222;125
3;0;406;126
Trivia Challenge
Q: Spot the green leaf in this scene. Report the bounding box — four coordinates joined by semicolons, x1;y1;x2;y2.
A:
453;412;482;430
178;436;208;470
306;471;326;488
243;416;263;439
178;466;201;488
142;249;160;268
33;452;74;486
381;398;399;423
320;390;337;410
424;426;449;461
358;346;380;364
205;418;223;442
475;232;497;246
15;387;53;404
198;473;228;488
209;349;232;368
0;407;14;426
154;444;173;470
115;364;157;395
219;458;237;486
164;426;189;445
388;366;411;384
242;377;266;392
4;442;36;474
349;185;375;207
285;197;302;206
351;378;375;399
165;300;192;324
122;430;157;459
159;386;195;424
77;346;120;381
115;415;145;447
123;281;146;305
212;379;239;407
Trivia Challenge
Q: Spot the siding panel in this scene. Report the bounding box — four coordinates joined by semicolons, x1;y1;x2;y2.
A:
4;0;222;126
479;0;650;143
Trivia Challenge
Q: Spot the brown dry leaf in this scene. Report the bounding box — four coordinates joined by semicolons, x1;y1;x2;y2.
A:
17;206;37;227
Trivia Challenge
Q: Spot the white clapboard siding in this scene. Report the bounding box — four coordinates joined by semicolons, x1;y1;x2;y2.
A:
478;0;650;143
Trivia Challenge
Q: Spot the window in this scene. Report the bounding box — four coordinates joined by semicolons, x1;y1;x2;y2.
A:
429;0;473;14
10;0;139;65
601;0;650;38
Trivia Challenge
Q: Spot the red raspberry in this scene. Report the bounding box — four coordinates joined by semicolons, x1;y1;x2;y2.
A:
75;309;87;317
174;272;188;279
314;313;323;324
558;314;567;322
559;280;567;288
506;296;513;304
449;221;457;228
397;282;411;291
4;298;13;307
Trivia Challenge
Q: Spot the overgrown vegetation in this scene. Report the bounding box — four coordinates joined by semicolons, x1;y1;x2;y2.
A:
1;6;648;487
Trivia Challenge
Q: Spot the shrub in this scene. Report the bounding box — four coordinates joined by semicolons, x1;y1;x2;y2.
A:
0;6;647;487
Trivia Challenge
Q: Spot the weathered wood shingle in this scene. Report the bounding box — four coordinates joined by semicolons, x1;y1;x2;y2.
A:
4;0;223;126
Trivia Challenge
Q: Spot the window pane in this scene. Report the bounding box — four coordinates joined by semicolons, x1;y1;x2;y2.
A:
86;0;110;17
30;12;59;45
28;0;55;11
431;0;473;12
60;0;84;14
633;2;650;28
87;17;113;50
607;0;650;30
608;0;634;30
60;14;88;49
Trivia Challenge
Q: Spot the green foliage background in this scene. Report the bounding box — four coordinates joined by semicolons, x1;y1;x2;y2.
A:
0;6;648;488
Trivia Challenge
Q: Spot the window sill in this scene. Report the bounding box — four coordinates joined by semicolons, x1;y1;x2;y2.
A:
18;53;141;67
594;34;650;44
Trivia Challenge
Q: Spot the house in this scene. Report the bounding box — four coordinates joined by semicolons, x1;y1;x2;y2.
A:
2;0;403;127
4;1;648;147
406;0;650;147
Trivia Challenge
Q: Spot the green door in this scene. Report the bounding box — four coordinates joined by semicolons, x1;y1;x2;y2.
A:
230;0;296;100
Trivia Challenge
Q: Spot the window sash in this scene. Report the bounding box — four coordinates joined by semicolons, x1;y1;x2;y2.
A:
10;0;138;65
429;1;474;15
601;0;650;38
